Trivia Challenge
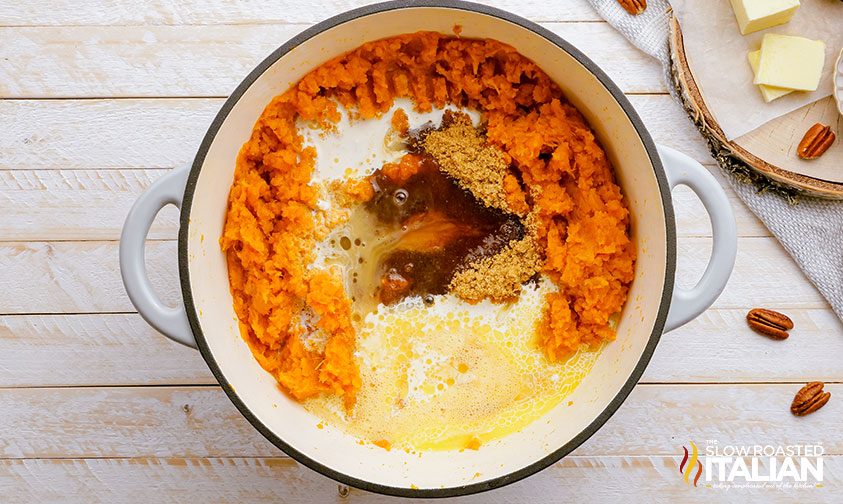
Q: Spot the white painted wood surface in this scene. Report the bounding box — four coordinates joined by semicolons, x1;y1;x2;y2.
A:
0;0;602;25
0;383;839;459
0;1;840;502
0;23;663;98
0;456;839;503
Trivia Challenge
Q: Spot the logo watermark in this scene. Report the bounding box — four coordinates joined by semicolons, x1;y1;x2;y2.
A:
679;441;703;487
678;440;824;490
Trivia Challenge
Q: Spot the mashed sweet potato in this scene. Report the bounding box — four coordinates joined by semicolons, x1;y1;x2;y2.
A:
221;32;635;407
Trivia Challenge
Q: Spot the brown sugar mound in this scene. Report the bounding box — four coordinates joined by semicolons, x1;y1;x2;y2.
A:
449;235;542;303
423;111;528;215
222;32;635;409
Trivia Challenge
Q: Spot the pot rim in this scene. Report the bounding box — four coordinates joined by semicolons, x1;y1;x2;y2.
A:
178;0;676;497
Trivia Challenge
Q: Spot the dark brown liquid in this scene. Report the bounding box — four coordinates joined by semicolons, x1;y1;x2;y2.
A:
365;154;523;305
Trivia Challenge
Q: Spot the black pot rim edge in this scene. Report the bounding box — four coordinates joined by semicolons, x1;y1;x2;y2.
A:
178;0;676;498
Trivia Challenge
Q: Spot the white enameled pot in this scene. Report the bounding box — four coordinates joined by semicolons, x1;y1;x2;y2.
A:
119;1;737;497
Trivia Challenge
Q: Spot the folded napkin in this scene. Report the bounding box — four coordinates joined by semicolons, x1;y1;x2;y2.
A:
585;0;843;321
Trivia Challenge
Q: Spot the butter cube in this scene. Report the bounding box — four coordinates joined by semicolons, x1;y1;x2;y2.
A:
747;50;793;102
729;0;800;35
754;34;825;91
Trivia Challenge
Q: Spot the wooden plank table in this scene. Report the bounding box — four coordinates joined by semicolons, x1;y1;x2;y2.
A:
1;1;840;501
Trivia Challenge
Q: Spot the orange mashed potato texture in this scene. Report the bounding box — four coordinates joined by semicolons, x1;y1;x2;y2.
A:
221;32;635;408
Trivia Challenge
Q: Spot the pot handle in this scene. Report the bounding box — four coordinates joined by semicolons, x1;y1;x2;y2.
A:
658;145;737;332
119;167;196;348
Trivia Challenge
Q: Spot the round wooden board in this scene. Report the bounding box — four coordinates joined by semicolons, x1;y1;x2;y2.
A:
668;14;843;199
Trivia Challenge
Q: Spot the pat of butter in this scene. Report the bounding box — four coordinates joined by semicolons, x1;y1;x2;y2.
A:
747;50;793;102
754;34;826;91
729;0;800;35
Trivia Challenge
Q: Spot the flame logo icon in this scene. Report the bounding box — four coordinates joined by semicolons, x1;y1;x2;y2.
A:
679;441;703;487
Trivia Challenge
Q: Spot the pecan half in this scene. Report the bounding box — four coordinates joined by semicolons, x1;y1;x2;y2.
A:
797;123;836;160
617;0;647;15
746;308;793;340
791;382;831;416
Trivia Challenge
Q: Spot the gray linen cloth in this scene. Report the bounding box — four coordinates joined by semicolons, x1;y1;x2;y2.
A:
586;0;843;321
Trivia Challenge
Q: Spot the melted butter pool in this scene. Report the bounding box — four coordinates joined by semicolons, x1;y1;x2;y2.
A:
303;279;603;451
